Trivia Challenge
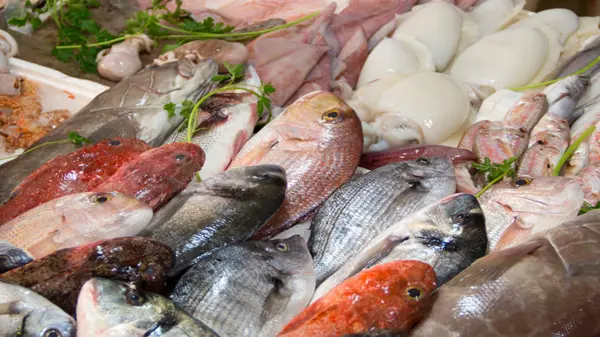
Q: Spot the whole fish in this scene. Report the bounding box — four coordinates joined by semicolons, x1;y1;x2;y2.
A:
0;280;76;337
76;278;218;337
518;76;588;177
142;165;287;275
409;211;600;337
0;237;174;315
229;91;363;239
0;58;217;202
0;240;32;273
170;235;315;337
359;144;477;169
94;143;205;210
310;157;456;284
314;193;486;300
164;65;261;180
0;192;153;260
278;260;436;337
0;138;150;225
480;176;584;251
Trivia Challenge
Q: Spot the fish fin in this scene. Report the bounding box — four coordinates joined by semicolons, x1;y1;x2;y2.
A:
347;235;410;276
548;218;600;277
260;276;291;325
444;239;544;288
0;301;22;315
87;116;139;143
230;129;279;167
280;301;339;334
492;218;533;251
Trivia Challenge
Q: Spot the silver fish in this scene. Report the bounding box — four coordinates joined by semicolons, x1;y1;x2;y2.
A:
0;280;76;337
76;278;217;337
0;58;218;202
164;65;262;179
141;165;287;275
309;157;456;284
170;235;315;337
313;193;486;301
409;211;600;337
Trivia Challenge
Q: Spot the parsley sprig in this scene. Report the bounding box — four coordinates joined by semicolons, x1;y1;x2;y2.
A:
579;201;600;215
0;131;90;161
472;157;518;198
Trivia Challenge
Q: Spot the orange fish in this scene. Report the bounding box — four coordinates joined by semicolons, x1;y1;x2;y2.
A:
229;91;363;239
278;260;436;337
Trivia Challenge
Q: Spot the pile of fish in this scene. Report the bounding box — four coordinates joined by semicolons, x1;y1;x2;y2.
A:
3;0;600;337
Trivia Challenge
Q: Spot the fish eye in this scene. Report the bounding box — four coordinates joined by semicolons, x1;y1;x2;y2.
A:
276;243;288;251
125;288;145;306
108;139;121;146
452;212;469;223
174;153;189;162
44;329;63;337
92;193;111;204
322;109;340;121
406;287;423;300
512;177;532;187
416;157;430;164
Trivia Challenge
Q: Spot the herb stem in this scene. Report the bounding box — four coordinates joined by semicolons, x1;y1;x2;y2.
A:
510;55;600;92
0;139;70;161
475;169;510;198
553;124;597;176
55;34;132;49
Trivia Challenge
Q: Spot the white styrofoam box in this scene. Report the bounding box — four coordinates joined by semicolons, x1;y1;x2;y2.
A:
0;58;108;163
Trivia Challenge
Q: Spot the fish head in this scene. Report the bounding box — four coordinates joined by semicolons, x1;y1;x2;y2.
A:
76;277;178;336
0;240;32;273
22;307;76;337
202;164;287;202
64;192;153;238
253;235;314;277
483;176;585;226
408;193;487;285
279;91;363;145
400;156;456;192
82;238;174;293
150;58;218;103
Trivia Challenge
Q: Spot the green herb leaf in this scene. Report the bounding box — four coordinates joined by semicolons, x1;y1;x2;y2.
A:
579;202;600;215
164;102;176;119
67;131;91;145
472;157;518;183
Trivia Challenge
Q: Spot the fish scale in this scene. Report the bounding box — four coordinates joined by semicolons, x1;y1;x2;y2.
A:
170;235;315;337
309;157;456;284
229;91;363;239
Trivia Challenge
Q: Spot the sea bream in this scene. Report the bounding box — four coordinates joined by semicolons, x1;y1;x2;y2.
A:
409;210;600;337
313;193;486;301
310;157;456;284
0;280;76;337
76;278;218;337
170;235;315;337
0;192;152;261
0;138;150;225
480;176;584;251
0;58;217;203
141;165;287;275
164;65;262;180
229;91;363;239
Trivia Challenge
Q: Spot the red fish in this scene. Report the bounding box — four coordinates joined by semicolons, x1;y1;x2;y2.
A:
278;260;436;337
93;143;205;210
0;237;174;315
0;138;150;225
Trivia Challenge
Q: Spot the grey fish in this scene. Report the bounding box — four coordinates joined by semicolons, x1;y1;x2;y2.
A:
313;193;486;301
76;277;217;337
0;280;76;337
409;210;600;337
0;58;218;202
554;35;600;79
0;240;32;273
141;164;287;275
309;157;456;284
170;235;315;337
